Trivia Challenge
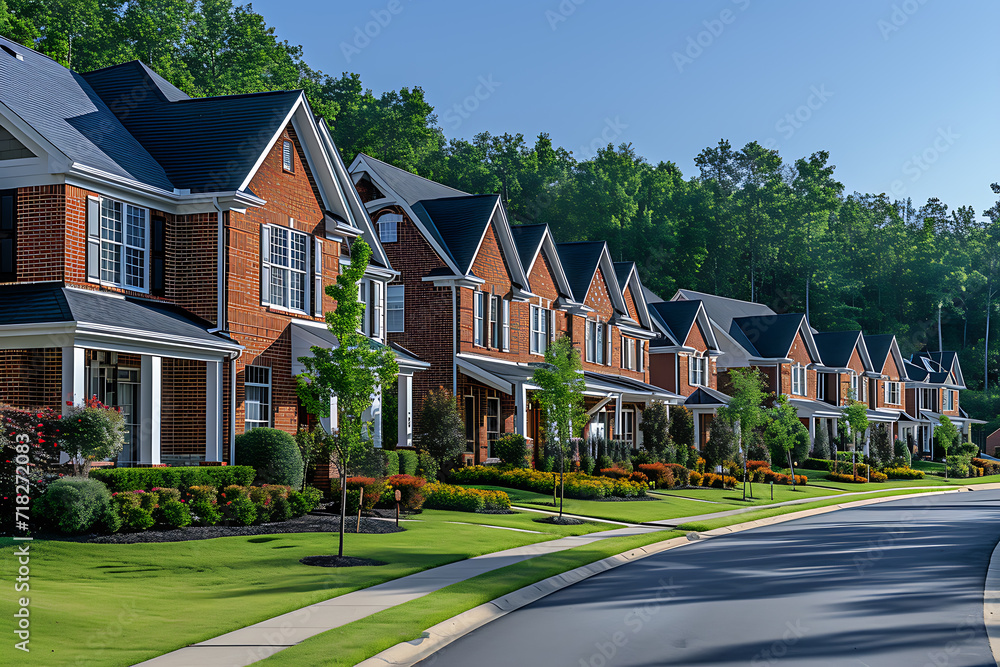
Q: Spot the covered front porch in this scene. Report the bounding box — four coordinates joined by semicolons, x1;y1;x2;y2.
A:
0;283;243;466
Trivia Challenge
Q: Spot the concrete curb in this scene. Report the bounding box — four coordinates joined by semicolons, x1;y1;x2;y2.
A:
983;533;1000;663
356;485;977;667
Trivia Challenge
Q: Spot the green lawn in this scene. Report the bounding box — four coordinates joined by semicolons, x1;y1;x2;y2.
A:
262;528;687;666
0;510;604;667
912;459;946;473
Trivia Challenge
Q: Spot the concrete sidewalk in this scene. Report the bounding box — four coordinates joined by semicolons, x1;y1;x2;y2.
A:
134;523;666;667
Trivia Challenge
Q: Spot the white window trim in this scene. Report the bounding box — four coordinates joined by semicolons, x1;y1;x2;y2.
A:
378;213;401;243
387;284;405;333
244;365;272;431
98;196;151;293
474;291;485;347
620;408;635;445
501;299;510;351
264;223;311;314
282;140;294;172
791;363;807;397
530;304;548;356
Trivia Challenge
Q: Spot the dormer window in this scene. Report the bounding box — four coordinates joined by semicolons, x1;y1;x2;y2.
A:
689;353;708;386
282;140;294;172
378;214;401;243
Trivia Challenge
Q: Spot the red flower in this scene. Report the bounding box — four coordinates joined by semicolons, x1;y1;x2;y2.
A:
66;401;72;407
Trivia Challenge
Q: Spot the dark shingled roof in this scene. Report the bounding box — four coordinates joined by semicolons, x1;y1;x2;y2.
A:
0;283;241;348
510;224;547;272
649;300;702;348
613;262;634;290
685;386;731;406
357;153;467;206
864;334;895;372
813;331;862;368
0;36;173;190
904;360;929;382
730;314;806;359
556;242;605;303
411;195;500;275
81;61;302;192
675;289;776;335
642;285;664;304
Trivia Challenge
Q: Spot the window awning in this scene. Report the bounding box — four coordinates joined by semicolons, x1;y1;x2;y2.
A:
788;398;843;419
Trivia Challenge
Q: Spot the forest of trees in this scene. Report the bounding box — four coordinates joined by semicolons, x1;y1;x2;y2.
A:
3;0;999;427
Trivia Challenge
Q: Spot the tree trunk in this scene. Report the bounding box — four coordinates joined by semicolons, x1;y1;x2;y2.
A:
986;288;993;392
787;449;796;489
339;467;347;558
558;441;565;519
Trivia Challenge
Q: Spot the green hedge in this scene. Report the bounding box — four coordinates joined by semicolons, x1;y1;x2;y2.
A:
386;450;400;476
399;450;418;476
802;458;835;472
90;466;256;493
423;482;511;513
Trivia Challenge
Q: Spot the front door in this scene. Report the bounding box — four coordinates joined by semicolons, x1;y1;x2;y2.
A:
89;354;141;465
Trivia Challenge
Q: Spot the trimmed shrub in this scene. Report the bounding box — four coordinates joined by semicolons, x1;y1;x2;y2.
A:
450;465;645;499
639;401;671;458
747;460;771;472
883;466;925;480
802;458;835;472
423;483;511;512
664;463;689;487
700;473;737;489
386;450;400;477
972;458;1000;476
234;428;304;489
686;446;700;470
579;453;595;476
598;467;630;480
36;478;120;534
112;490;156;531
827;472;868;483
637;463;675;489
494;433;529;467
399;450;419;476
869;471;888;483
91;466;256;493
417;451;440;481
812;426;831;460
418;389;466;468
669;406;694;448
688;470;702;486
759;469;807;485
288;487;324;517
893;439;912;468
160;500;191;528
628;471;649;485
385;474;426;511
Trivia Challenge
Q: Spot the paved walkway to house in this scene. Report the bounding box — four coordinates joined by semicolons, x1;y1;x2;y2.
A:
133;523;667;667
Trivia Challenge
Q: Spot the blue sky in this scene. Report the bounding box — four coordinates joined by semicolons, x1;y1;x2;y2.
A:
254;0;998;218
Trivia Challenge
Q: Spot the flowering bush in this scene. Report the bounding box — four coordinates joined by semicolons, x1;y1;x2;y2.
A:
688;470;703;487
186;485;221;525
598;467;630;480
449;466;645;499
628;471;649;486
333;477;388;514
423;483;511;513
699;473;737;489
869;471;888;483
972;458;1000;476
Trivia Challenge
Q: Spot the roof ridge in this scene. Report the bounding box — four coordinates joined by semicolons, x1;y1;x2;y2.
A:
358;153;469;196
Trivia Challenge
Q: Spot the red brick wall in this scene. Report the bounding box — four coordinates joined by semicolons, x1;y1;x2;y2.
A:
649;351;676;393
623;284;639;322
16;185;66;283
839;346;866;404
0;348;62;409
228;123;335;437
168;212;217;323
160;358;207;458
781;331;816;399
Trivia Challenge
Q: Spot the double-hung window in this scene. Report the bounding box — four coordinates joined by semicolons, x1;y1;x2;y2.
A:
886;381;901;405
586;320;605;364
689;354;706;386
387;285;404;332
474;292;486;346
620;409;635;445
850;373;860;400
791;364;807;396
530;304;548;355
378;213;400;243
490;295;501;348
944;389;955;411
370;281;382;338
486;397;500;456
100;197;148;290
501;299;510;350
268;226;308;311
244;366;271;431
622;338;638;371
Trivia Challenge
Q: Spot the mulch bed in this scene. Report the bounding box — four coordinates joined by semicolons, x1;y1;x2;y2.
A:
533;515;584;526
300;555;388;568
34;513;404;545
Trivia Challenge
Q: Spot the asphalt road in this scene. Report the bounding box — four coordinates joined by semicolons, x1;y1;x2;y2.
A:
417;490;1000;667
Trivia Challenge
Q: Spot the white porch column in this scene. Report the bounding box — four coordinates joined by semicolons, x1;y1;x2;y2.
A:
515;382;528;438
61;345;86;412
809;417;817;446
614;394;623;437
321;394;338;435
693;411;701;450
139;355;161;465
398;374;413;448
371;389;383;448
205;360;223;462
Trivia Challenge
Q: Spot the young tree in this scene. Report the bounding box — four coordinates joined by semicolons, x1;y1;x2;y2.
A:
869;424;893;468
638;401;670;460
668;406;694;449
531;335;588;519
297;239;399;559
718;367;768;496
934;415;960;479
418;388;465;469
59;399;126;477
763;395;802;486
843;390;870;480
704;416;737;469
812;424;831;460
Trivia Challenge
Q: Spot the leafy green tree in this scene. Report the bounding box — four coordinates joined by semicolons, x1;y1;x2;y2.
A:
61;400;126;477
297;239;398;558
531;335;588;519
843;391;870;480
869;424;893;468
668;406;694;449
764;395;803;485
719;367;768;493
638;401;670;460
417;388;465;470
704;416;736;469
935;415;960;478
812;425;831;460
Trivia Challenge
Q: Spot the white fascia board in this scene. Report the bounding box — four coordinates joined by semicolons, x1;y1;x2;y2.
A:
617;323;658;340
537;230;575;300
425;275;485;289
352;155;462;276
363;197;396;212
597;245;629;315
855;333;874;372
491;201;530;288
365;265;398;280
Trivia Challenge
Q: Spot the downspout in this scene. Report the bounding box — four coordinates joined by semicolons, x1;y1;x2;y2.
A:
229;348;241;465
209;197;226;333
452;284;458;395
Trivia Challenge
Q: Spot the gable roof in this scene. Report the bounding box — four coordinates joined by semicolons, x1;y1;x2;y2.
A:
863;334;908;380
511;224;548;273
673;289;777;335
0;36;173;190
911;351;966;388
649;299;701;348
730;313;818;361
813;330;872;371
411;194;502;275
556;242;606;303
353;153;466;206
80;62;302;193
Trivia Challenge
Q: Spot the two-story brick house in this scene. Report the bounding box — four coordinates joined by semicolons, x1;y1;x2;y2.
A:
0;39;425;466
902;351;980;455
349;154;673;464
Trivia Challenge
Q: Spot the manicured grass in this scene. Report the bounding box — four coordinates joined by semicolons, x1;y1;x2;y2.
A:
913;459;946;472
655;482;839;506
0;510;604;666
261;528;686;666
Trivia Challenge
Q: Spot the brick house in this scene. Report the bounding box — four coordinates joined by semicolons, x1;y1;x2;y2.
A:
0;39;425;466
348;154;674;464
901;351;980;455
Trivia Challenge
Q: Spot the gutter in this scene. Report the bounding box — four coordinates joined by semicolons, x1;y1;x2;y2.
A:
452;284;458;395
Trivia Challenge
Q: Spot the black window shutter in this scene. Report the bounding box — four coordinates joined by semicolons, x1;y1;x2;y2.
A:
0;190;15;282
151;215;166;296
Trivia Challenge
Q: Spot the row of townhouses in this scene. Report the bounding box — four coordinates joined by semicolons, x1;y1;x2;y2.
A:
0;41;982;476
